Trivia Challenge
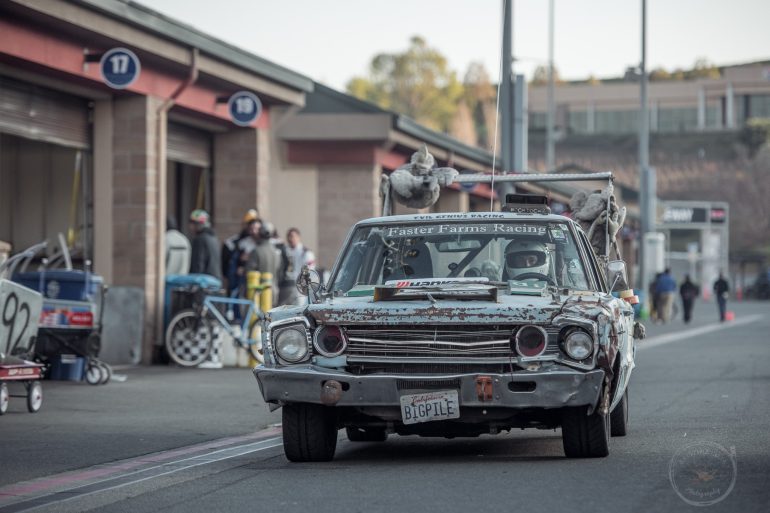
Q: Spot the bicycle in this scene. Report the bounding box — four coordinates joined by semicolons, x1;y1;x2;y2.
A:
165;285;265;367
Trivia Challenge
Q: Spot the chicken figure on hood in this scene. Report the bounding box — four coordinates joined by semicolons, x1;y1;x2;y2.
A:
380;144;458;216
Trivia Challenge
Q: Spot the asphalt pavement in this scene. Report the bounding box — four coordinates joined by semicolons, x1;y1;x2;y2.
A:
0;297;767;513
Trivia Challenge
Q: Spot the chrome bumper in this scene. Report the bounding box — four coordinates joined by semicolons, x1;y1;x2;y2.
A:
254;365;605;410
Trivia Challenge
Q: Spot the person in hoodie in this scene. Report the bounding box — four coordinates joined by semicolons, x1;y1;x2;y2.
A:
188;209;222;280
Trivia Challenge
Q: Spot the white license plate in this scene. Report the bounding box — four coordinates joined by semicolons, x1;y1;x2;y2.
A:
399;390;460;425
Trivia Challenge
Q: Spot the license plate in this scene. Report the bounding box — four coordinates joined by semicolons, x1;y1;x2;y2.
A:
399;390;460;425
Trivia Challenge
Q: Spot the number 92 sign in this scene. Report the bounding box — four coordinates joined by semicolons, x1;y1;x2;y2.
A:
0;280;42;358
99;47;141;89
228;91;263;127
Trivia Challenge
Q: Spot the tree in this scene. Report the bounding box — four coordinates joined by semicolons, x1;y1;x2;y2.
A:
462;62;495;147
345;36;465;132
685;58;721;80
530;65;562;86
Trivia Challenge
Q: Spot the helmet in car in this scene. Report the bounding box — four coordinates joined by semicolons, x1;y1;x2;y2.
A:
504;240;551;280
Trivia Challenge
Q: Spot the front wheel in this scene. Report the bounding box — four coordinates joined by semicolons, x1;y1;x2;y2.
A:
562;406;610;458
165;310;213;367
282;403;338;462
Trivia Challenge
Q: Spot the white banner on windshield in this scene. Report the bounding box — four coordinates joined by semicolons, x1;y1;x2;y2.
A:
384;277;489;288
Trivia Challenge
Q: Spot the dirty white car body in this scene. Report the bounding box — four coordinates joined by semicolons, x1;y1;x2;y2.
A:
255;210;639;461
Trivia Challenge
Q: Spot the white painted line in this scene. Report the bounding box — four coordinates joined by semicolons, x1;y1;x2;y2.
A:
639;314;763;350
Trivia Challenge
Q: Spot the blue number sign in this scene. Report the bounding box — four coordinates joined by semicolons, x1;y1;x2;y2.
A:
99;48;141;89
228;91;262;127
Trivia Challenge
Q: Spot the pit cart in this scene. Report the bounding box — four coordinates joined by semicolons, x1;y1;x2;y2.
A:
0;247;45;414
10;241;111;385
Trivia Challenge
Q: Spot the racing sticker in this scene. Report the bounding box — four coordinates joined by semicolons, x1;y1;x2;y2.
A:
550;227;566;240
384;277;489;288
385;224;547;237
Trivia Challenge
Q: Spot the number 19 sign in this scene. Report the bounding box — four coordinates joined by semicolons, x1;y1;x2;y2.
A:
99;48;141;89
228;91;262;127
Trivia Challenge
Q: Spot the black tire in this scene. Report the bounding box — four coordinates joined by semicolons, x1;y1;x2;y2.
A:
346;426;388;442
562;406;610;458
27;381;43;413
610;388;629;437
0;383;8;415
165;310;213;367
282;403;338;462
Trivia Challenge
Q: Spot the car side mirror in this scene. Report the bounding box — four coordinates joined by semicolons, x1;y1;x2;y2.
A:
606;260;629;292
296;266;322;303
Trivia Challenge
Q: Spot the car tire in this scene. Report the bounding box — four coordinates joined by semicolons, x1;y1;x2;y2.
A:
346;427;388;442
282;403;338;462
610;388;629;437
562;405;610;458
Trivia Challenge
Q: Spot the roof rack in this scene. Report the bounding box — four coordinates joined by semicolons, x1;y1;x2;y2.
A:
453;171;614;184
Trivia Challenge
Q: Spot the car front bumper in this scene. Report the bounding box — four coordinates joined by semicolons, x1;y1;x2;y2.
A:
254;365;605;410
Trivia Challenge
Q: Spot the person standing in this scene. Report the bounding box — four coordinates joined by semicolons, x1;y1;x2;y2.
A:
679;274;700;324
278;227;316;306
655;268;677;324
713;272;730;322
221;209;258;296
244;218;277;299
188;209;222;280
165;216;190;276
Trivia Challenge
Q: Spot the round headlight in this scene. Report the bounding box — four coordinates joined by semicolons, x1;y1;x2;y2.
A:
313;326;347;357
563;329;594;360
274;326;309;363
515;325;548;358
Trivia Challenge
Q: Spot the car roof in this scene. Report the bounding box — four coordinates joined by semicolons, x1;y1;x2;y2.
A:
354;211;580;227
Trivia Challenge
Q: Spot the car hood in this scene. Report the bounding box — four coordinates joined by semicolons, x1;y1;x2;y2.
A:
305;293;567;325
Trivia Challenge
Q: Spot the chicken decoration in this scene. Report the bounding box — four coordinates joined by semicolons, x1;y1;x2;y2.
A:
380;144;458;216
569;183;626;260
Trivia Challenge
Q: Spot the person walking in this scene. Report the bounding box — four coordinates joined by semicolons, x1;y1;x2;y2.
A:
165;216;190;276
188;209;222;280
278;227;316;306
679;274;700;324
654;268;677;324
713;272;730;322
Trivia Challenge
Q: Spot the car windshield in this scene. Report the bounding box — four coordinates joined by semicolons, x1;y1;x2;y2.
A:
330;220;592;294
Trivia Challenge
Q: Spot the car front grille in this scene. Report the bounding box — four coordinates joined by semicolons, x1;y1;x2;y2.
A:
342;325;560;364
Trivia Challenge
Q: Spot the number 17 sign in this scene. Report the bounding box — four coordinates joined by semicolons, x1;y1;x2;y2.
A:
99;47;141;89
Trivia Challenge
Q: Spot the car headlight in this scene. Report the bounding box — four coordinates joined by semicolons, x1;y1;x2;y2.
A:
273;326;309;363
514;325;548;358
313;325;347;357
563;329;594;360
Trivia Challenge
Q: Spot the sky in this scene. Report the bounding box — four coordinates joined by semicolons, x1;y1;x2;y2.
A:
147;0;770;92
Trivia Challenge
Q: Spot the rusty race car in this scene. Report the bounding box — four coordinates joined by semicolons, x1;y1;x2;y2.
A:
255;161;643;462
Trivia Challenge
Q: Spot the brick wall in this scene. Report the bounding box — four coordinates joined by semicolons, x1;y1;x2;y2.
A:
316;164;380;269
111;95;161;359
213;128;261;239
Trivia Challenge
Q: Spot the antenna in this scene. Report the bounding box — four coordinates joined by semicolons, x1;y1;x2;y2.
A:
490;0;507;212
